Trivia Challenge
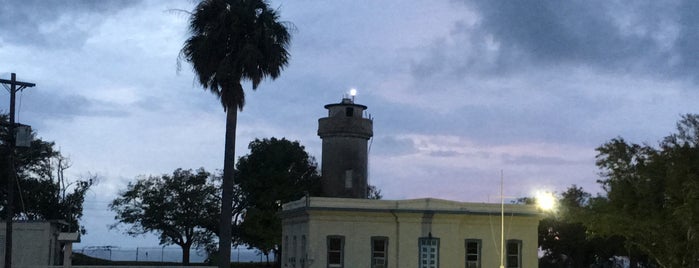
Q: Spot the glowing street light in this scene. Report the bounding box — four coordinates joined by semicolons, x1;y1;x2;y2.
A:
497;176;557;268
535;191;557;211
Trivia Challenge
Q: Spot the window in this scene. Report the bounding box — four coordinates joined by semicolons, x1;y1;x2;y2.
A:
506;240;522;268
301;235;306;268
344;170;353;189
327;236;344;268
291;236;297;267
419;237;439;268
371;237;388;268
284;236;289;267
465;239;481;268
345;107;354;117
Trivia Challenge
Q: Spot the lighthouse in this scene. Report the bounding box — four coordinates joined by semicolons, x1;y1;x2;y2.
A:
317;94;373;198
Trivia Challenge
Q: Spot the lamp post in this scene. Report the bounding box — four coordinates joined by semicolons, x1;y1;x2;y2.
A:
498;172;556;268
500;173;505;268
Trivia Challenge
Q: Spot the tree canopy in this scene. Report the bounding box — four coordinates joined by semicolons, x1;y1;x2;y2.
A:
180;0;291;111
236;138;321;208
537;186;628;268
541;114;699;267
367;184;383;199
110;168;220;264
0;114;94;234
588;114;699;267
235;137;321;262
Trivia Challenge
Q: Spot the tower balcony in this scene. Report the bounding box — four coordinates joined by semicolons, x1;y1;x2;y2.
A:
317;117;373;139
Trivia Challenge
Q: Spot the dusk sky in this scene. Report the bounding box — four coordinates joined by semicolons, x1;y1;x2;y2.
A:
2;0;699;248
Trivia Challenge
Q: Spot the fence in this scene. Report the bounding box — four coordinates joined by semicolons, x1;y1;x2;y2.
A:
75;247;271;263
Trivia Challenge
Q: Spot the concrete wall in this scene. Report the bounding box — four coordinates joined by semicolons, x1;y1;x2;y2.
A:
0;221;62;268
281;197;540;268
319;137;369;198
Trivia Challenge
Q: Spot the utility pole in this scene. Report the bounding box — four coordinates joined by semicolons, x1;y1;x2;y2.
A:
0;73;35;268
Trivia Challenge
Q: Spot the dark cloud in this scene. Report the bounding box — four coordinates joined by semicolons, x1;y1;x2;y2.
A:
368;90;613;146
675;1;699;76
473;1;641;63
409;23;516;79
413;0;699;80
0;0;141;48
0;90;130;130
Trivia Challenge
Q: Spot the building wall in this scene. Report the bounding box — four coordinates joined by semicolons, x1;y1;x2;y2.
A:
282;197;540;268
0;221;62;268
319;137;369;198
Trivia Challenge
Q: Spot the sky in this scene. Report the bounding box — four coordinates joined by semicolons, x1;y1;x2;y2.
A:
2;0;699;248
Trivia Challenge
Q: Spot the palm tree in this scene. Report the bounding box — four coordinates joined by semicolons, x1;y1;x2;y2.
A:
179;0;291;267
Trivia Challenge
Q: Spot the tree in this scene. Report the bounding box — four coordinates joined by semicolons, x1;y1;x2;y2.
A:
367;185;383;199
537;186;628;268
0;114;94;233
179;1;292;265
590;114;699;267
235;138;321;265
110;168;220;264
538;187;591;268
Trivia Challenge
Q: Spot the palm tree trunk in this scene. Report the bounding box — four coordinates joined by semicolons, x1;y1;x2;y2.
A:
219;107;237;268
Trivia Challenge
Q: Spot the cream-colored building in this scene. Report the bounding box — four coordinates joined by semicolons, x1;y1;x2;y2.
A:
281;197;540;268
283;98;542;267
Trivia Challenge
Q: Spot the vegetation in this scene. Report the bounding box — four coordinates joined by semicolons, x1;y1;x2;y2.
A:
537;186;629;268
539;114;699;268
179;1;292;266
235;138;321;264
0;114;94;233
110;168;220;264
587;114;699;267
106;137;373;265
367;185;383;199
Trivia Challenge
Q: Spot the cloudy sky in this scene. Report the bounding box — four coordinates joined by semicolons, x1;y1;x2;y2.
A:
2;0;698;248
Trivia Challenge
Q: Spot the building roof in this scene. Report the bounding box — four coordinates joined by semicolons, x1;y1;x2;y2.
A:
281;197;540;217
58;232;80;242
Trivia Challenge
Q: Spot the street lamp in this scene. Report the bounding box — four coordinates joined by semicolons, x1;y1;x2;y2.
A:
535;191;557;212
499;174;505;268
497;174;557;268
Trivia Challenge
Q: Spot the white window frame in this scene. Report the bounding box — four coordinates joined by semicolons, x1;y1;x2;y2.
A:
419;237;439;268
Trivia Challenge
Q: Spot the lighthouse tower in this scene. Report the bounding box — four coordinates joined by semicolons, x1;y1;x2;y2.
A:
318;95;373;198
